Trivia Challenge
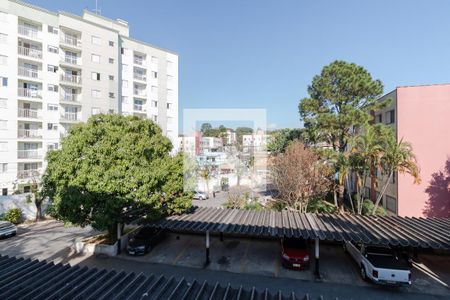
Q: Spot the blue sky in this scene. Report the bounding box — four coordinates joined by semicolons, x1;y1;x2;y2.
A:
28;0;450;129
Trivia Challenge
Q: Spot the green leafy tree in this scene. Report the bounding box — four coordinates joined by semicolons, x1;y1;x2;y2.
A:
267;128;304;154
200;123;212;133
42;114;192;239
299;60;387;209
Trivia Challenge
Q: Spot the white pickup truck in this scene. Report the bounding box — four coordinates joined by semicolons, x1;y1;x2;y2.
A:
344;240;411;285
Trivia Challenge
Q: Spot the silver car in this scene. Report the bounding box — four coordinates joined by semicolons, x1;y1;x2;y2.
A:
193;191;209;200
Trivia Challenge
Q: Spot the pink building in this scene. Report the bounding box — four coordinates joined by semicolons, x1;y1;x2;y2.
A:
368;84;450;218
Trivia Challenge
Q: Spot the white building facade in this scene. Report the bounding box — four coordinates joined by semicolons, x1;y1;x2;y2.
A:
0;0;178;194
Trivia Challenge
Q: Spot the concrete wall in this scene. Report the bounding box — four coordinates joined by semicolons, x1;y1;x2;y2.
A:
0;194;48;220
397;84;450;217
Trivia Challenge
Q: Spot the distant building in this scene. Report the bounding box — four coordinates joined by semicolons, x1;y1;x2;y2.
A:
242;130;269;152
201;137;222;153
225;129;236;145
364;84;450;218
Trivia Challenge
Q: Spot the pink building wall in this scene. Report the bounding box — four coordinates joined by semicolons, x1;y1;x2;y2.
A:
397;84;450;217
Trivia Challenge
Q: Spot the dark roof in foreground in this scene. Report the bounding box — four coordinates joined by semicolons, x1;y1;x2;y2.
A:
0;255;314;300
147;207;450;250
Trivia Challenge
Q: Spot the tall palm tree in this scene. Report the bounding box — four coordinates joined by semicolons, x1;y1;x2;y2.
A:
372;137;421;215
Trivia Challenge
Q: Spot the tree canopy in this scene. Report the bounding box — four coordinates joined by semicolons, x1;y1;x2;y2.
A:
43;114;191;237
267;128;304;154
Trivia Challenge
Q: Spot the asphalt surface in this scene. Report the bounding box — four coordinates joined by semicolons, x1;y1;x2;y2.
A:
0;221;449;300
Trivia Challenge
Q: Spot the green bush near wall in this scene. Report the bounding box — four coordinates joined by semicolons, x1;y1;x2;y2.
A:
0;208;23;224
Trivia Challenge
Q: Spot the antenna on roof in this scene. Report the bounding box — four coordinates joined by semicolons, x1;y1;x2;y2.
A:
93;0;101;15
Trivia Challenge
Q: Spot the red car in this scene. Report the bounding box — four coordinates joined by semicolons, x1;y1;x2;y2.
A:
281;237;310;270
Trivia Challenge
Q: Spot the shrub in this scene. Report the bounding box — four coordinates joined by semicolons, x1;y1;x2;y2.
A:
3;208;23;224
44;203;58;218
307;198;338;214
361;199;386;216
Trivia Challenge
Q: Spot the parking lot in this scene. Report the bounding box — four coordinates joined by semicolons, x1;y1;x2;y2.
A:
120;232;450;296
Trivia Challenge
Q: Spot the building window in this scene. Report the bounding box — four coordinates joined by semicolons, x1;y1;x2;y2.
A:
0;77;7;86
152;115;157;122
47;84;58;92
391;172;396;184
91;89;101;98
0;33;6;43
47;104;58;111
0;163;7;173
152;100;158;108
386;110;395;124
91;35;101;45
167;103;172;109
47;123;58;130
121;47;124;54
109;75;114;81
47;64;58;72
386;195;397;213
122;80;128;88
0;55;7;65
91;72;100;81
0;98;6;108
92;107;101;115
47;143;59;151
91;54;100;63
109;41;114;47
48;26;58;34
109;58;114;64
0;120;7;129
47;45;59;54
109;92;115;99
0;142;8;152
152;71;158;78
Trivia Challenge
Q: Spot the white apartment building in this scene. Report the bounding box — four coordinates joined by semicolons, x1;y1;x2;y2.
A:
0;0;178;195
242;131;269;152
200;137;223;153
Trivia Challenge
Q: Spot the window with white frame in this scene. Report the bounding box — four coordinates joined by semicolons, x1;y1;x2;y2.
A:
152;115;157;122
151;100;157;108
0;142;8;151
91;35;101;46
0;33;6;43
91;72;100;81
47;123;58;130
47;104;58;111
47;45;58;54
0;55;7;65
0;98;6;108
48;26;58;34
109;41;114;47
109;58;114;64
0;163;7;173
0;77;7;86
109;92;115;99
47;84;58;92
0;120;7;129
92;107;101;115
385;110;395;124
47;64;58;72
167;102;172;109
152;71;158;78
91;89;101;98
47;143;59;151
109;75;114;81
386;195;397;213
91;54;100;63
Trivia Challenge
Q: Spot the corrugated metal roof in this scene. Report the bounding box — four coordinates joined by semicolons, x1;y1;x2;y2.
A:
147;207;450;249
0;255;317;300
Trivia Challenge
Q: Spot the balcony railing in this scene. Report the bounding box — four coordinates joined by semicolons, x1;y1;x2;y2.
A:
18;25;40;39
18;88;42;99
60;74;81;84
61;93;81;102
18;150;42;159
18;46;42;59
17;169;41;179
61;112;78;121
134;57;145;66
133;90;147;97
18;129;42;139
62;56;79;65
60;35;81;47
18;66;40;79
133;73;147;81
18;108;40;119
133;104;145;111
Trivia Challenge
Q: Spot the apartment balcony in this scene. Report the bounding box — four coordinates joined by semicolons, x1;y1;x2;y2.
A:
18;150;43;159
60;112;79;122
133;90;147;98
18;129;42;139
60;34;81;49
133;73;147;82
60;92;81;103
18;108;41;119
133;104;146;112
60;74;81;85
134;57;146;66
17;46;42;59
18;67;41;80
18;88;42;99
17;169;41;179
60;56;81;67
18;25;41;40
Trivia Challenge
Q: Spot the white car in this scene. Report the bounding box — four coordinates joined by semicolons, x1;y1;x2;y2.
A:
0;221;17;239
343;240;411;285
193;191;209;200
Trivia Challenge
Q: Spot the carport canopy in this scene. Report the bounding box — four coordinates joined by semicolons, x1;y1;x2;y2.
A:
145;207;450;250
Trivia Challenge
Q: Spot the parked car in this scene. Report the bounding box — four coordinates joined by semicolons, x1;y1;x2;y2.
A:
280;237;310;270
193;191;209;200
127;227;166;256
0;221;17;239
343;240;411;285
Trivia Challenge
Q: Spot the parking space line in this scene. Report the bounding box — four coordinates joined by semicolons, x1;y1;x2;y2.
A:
171;239;193;265
239;240;250;273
